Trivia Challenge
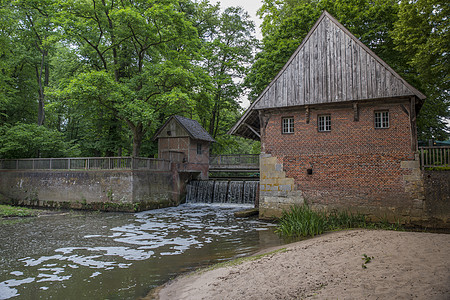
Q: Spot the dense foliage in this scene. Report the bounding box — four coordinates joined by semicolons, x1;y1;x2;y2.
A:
0;0;448;159
246;0;449;141
0;0;259;158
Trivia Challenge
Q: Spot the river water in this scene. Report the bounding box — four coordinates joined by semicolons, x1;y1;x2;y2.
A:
0;204;283;299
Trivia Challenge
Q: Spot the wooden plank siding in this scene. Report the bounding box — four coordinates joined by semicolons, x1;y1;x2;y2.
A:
254;13;423;110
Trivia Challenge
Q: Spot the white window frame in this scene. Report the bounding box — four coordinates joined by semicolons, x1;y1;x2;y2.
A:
282;117;294;134
374;111;389;129
197;143;202;155
318;115;331;132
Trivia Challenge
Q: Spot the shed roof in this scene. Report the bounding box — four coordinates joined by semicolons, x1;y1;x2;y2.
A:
153;115;215;142
229;11;426;140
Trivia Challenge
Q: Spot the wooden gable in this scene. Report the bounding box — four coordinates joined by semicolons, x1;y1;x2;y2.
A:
229;11;425;140
155;117;190;139
254;11;425;110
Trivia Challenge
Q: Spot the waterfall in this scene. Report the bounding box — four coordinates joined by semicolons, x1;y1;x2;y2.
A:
186;180;259;205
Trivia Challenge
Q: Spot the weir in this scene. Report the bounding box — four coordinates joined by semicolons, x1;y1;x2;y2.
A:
186;180;259;206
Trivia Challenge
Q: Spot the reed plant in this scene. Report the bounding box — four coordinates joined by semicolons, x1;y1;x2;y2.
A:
275;204;369;238
275;205;327;238
325;209;367;230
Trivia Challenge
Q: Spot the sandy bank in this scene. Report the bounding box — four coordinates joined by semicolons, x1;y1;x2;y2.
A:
155;230;450;300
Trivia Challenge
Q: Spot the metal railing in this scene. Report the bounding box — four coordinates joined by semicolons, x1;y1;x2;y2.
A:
209;154;259;166
420;146;450;169
0;157;171;171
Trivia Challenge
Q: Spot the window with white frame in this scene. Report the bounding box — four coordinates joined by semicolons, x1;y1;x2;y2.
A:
282;117;294;134
197;143;202;155
374;111;389;128
318;115;331;132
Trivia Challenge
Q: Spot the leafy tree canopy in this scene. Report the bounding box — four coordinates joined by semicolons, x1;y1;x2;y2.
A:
0;0;259;158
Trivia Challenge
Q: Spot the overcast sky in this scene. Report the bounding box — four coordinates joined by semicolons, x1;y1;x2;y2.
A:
211;0;264;40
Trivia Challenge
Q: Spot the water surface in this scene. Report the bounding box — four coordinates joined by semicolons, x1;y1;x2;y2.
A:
0;204;282;299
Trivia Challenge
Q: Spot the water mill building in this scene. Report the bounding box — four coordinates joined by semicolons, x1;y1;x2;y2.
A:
230;11;431;223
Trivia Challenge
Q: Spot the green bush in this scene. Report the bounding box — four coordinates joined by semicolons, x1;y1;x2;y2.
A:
0;205;36;218
0;123;80;158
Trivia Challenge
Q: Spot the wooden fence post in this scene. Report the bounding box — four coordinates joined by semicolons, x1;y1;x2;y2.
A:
420;148;424;170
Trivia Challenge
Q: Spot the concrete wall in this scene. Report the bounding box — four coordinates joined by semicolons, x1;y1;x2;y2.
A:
0;170;180;212
258;100;436;225
423;170;450;228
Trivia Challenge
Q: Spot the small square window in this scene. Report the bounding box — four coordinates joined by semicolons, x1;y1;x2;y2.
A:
197;143;202;155
282;117;294;134
318;115;331;132
375;111;389;128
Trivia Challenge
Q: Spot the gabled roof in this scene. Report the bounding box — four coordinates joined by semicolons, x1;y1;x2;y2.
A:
153;115;215;142
229;10;426;140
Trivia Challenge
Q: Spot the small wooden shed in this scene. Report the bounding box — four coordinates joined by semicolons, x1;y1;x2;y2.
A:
153;115;215;172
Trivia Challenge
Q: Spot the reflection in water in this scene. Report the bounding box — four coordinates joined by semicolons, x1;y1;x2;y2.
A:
0;204;282;299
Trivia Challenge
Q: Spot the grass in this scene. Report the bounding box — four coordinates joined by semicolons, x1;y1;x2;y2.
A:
0;204;38;218
425;166;450;171
275;204;403;238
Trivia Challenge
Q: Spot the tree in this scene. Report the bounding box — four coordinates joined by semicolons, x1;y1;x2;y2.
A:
391;0;449;140
194;5;258;139
0;123;79;158
13;0;58;126
0;1;39;126
58;0;201;156
0;0;261;158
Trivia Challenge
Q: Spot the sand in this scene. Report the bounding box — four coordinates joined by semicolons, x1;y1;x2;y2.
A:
155;230;450;300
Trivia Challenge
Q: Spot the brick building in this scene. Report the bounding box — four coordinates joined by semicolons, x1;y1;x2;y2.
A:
153;115;215;179
230;11;427;221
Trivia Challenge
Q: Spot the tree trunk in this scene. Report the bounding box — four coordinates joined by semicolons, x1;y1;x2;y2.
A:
209;88;221;136
132;123;144;157
36;50;47;126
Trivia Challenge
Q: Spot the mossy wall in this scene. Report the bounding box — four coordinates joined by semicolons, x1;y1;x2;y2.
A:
0;170;179;212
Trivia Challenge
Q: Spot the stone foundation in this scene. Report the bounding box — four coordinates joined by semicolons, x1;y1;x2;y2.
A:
259;154;304;219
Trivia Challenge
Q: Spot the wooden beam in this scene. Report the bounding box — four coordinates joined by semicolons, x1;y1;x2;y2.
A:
353;102;359;121
400;104;409;116
305;106;310;124
410;96;418;152
245;123;261;138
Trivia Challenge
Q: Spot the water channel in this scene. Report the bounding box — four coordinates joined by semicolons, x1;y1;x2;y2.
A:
0;204;283;299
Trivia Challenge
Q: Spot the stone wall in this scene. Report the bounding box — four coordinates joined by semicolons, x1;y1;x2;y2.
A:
423;170;450;228
0;170;179;212
259;154;303;218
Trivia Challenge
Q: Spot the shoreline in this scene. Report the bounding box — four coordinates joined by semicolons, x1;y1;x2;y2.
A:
152;229;450;300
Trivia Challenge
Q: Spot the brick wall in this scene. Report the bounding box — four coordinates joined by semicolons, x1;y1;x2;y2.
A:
188;140;210;164
259;99;425;222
